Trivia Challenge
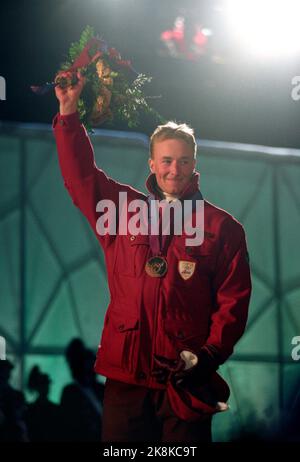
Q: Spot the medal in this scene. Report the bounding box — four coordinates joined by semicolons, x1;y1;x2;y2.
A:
145;256;168;277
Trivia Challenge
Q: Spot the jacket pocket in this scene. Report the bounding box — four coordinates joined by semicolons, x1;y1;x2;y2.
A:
101;309;139;373
177;242;216;285
184;241;214;257
164;319;208;354
113;234;150;278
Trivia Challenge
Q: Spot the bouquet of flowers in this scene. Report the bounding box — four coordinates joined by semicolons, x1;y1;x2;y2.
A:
32;26;163;130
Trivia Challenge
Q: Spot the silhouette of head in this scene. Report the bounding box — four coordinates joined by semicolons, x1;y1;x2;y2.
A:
0;359;14;384
65;338;96;385
28;365;51;398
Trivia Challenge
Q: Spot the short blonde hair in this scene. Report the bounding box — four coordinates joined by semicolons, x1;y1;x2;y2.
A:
149;121;197;159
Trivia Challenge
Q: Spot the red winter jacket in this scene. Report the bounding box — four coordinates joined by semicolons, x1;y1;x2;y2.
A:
53;112;251;393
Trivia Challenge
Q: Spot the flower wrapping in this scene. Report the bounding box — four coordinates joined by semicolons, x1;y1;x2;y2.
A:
32;26;163;130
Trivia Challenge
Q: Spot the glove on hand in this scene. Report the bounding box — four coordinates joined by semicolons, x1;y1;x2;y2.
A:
174;348;219;387
152;347;219;386
152;355;186;384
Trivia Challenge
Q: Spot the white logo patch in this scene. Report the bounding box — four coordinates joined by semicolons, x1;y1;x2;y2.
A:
178;261;196;280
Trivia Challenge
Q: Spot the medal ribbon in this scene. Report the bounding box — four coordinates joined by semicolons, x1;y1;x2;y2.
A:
147;190;203;257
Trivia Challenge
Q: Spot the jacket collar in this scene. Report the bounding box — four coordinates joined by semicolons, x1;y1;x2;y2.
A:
145;172;200;200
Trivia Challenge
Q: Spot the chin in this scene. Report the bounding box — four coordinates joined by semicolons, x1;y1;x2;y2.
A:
168;189;181;195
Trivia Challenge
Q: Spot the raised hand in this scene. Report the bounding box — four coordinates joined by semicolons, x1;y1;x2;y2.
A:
54;71;86;116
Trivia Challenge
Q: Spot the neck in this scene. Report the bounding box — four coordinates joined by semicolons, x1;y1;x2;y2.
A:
162;191;179;202
155;184;179;202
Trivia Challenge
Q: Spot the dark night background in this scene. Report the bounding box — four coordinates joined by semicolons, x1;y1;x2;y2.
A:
1;0;300;148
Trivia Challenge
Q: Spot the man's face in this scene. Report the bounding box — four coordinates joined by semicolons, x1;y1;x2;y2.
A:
149;138;196;196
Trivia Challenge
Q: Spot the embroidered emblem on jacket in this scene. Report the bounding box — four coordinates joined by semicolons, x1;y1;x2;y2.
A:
178;261;196;280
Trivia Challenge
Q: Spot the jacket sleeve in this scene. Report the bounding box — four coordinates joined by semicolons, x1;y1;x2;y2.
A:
204;217;252;364
52;111;138;243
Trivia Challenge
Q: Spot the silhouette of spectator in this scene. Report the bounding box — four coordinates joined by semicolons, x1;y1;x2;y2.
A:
281;383;300;441
60;338;104;441
0;359;28;442
25;365;60;441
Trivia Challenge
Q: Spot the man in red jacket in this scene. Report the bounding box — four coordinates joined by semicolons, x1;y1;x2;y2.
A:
53;72;251;442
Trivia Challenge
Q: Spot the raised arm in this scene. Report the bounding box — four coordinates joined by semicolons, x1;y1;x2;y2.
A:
53;71;138;243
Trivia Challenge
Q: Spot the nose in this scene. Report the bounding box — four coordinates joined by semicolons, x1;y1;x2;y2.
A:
170;161;180;176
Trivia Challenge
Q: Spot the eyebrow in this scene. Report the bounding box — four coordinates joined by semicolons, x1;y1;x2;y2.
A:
161;156;190;160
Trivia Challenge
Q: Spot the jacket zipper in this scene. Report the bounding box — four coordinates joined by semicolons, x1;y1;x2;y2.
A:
147;276;163;387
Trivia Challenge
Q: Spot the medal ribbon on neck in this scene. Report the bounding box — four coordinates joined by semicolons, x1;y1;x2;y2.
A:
145;191;203;277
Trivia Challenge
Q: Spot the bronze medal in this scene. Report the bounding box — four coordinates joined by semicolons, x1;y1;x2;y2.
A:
145;256;168;277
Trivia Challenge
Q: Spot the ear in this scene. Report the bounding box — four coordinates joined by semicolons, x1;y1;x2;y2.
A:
148;158;154;173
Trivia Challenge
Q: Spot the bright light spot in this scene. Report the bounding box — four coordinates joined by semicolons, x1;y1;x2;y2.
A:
226;0;300;57
202;28;213;37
